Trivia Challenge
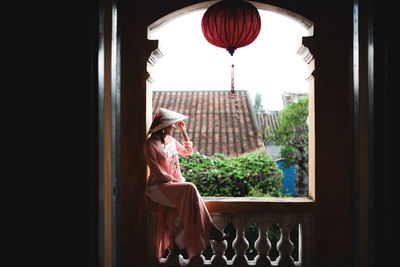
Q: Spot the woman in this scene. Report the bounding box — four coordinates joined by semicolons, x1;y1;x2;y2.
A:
144;108;228;260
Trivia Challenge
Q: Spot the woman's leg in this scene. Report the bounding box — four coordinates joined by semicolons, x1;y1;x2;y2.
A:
147;184;185;249
157;182;214;258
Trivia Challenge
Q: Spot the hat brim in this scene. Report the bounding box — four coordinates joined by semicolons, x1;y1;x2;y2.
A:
148;115;188;134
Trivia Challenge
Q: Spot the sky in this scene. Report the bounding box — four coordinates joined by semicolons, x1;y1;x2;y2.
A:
149;9;309;111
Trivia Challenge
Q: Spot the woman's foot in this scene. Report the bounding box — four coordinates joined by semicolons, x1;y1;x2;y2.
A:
209;225;230;242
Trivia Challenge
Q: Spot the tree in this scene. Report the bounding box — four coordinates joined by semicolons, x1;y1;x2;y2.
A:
266;96;309;196
254;93;263;109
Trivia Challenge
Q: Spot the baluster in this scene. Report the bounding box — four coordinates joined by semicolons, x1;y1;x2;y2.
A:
165;243;181;266
210;214;228;266
254;216;273;267
211;240;228;265
232;215;249;266
187;250;204;267
276;216;296;267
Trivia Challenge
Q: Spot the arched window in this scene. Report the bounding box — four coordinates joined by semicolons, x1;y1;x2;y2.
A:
147;4;315;199
145;4;315;265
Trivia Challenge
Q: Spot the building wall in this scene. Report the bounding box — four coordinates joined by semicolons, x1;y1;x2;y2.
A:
276;159;296;197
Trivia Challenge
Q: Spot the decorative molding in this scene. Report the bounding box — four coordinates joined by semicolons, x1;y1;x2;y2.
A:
147;42;164;83
297;43;315;82
148;46;164;67
297;44;313;64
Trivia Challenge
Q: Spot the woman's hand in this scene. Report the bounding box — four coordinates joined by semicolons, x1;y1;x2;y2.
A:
177;120;186;132
177;120;190;142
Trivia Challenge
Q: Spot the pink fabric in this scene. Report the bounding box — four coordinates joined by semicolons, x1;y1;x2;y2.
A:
144;134;214;259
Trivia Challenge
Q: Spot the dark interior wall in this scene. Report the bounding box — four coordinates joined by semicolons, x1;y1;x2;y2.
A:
90;0;100;265
367;0;397;265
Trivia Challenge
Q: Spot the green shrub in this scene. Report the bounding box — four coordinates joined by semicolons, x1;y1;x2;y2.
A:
179;150;284;197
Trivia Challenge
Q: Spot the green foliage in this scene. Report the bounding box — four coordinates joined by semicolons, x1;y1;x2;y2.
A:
179;150;284;197
267;97;309;169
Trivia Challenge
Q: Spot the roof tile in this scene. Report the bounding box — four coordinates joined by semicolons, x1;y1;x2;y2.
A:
152;90;265;157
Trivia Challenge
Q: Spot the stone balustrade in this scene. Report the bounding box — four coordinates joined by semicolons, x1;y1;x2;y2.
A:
147;197;314;267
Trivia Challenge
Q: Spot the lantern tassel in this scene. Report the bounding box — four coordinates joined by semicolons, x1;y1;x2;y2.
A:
231;64;235;94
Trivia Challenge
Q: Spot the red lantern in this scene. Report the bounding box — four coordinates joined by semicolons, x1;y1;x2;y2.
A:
201;0;261;94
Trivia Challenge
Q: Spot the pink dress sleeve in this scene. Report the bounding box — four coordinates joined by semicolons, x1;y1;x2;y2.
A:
143;140;174;183
175;139;194;156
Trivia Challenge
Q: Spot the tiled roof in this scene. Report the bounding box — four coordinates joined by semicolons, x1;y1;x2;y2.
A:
256;110;279;139
152;90;265;157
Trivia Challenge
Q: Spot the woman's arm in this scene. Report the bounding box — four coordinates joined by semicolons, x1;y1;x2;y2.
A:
176;121;193;156
177;120;190;142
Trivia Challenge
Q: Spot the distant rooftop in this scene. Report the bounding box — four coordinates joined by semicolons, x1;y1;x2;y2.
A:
256;110;279;140
281;91;308;106
256;91;309;141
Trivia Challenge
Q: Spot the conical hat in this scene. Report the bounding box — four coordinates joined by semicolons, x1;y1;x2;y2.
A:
148;108;188;134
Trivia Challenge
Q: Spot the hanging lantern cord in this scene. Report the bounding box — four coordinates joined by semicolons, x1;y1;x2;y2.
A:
231;63;235;95
230;63;240;119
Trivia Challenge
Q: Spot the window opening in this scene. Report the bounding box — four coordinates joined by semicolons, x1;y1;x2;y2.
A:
148;8;313;199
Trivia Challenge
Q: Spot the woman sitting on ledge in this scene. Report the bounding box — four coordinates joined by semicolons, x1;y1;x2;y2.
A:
144;107;229;260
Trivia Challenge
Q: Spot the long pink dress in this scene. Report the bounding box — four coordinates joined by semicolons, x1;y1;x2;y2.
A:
143;134;214;260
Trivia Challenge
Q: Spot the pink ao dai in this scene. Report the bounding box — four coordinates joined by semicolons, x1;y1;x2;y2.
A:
143;134;214;259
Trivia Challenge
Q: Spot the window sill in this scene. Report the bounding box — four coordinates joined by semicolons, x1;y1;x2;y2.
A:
203;196;315;213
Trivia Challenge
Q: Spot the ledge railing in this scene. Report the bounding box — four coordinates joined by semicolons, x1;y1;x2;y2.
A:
147;197;315;267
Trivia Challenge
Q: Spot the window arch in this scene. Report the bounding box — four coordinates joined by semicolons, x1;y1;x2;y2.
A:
146;1;315;199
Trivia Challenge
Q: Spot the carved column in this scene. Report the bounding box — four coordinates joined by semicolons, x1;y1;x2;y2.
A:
232;214;249;266
210;213;228;266
211;240;228;266
276;215;296;267
254;215;273;267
